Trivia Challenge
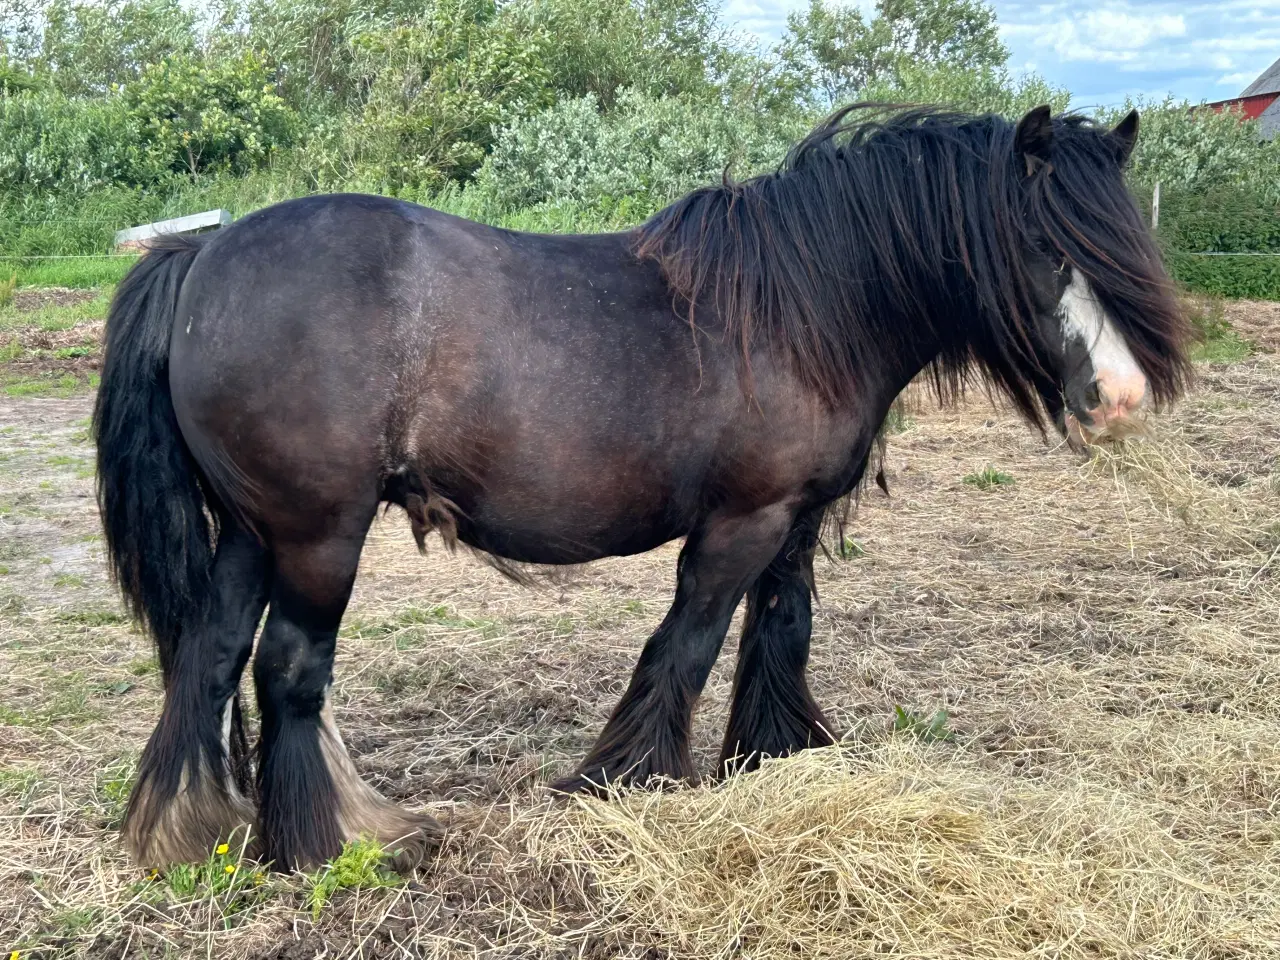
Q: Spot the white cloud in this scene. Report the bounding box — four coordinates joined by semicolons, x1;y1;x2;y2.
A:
1217;72;1255;87
723;0;1280;106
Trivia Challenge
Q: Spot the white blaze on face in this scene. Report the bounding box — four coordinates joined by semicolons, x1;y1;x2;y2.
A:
1057;269;1147;426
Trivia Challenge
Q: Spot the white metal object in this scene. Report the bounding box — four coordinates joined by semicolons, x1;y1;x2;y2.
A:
115;209;232;247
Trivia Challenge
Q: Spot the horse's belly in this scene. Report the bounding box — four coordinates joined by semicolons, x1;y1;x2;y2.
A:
450;487;694;565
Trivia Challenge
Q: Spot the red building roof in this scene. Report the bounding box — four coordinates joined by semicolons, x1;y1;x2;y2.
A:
1200;56;1280;139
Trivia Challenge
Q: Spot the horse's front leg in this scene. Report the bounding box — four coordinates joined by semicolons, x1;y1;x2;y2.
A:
553;503;796;793
718;506;836;777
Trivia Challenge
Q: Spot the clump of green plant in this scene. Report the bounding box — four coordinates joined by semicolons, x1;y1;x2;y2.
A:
1182;293;1254;363
963;466;1014;490
893;705;955;743
838;536;866;559
0;272;15;307
139;834;272;919
307;838;402;919
882;402;913;434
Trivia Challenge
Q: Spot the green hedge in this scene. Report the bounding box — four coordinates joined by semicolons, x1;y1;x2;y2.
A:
1166;253;1280;301
1148;186;1280;300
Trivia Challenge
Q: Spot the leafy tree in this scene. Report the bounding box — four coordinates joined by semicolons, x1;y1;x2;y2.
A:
26;0;198;96
122;51;298;177
317;0;554;190
863;62;1069;117
1102;97;1280;203
780;0;1007;107
0;56;41;94
230;0;414;111
501;0;724;108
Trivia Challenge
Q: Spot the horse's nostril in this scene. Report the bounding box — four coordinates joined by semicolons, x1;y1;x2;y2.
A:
1084;381;1102;409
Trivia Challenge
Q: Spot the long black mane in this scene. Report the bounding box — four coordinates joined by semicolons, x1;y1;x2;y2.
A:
635;104;1190;422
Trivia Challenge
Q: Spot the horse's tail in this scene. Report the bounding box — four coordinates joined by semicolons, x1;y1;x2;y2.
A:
93;235;210;680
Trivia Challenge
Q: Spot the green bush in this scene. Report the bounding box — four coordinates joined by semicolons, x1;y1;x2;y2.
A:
1107;97;1280;203
297;0;554;191
122;52;300;178
0;88;158;193
473;88;806;212
1144;185;1280;301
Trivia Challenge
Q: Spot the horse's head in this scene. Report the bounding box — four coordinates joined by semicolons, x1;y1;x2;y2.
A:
1009;106;1190;447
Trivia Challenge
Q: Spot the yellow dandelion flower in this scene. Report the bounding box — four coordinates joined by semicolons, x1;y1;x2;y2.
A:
224;864;237;874
215;843;230;855
12;951;22;960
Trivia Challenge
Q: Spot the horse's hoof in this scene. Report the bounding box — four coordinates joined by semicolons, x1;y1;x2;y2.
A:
548;772;608;798
380;811;445;872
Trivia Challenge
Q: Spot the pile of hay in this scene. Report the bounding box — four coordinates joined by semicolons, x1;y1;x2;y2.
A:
512;739;1277;959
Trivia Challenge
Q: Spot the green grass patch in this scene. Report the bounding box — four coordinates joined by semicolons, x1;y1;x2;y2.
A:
0;672;102;727
127;656;158;676
1;370;97;397
92;755;137;828
893;706;955;743
0;538;32;562
1185;294;1255;363
0;287;111;333
8;257;135;289
54;609;126;626
47;454;90;468
838;536;866;560
882;402;914;434
137;834;276;922
0;765;41;805
372;659;462;696
963;466;1014;491
53;573;87;588
347;604;501;647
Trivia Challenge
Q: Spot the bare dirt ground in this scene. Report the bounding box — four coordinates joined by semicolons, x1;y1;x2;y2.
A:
1;305;1278;958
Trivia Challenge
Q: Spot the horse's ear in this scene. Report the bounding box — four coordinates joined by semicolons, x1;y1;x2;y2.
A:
1111;108;1140;165
1015;105;1054;176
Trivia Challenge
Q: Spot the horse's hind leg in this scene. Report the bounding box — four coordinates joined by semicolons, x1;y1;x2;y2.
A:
253;519;442;872
123;523;270;866
554;503;796;794
718;508;835;777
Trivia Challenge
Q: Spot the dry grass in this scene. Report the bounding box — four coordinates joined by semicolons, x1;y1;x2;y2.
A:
1;312;1278;958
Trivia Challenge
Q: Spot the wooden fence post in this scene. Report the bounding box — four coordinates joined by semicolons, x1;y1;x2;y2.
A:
1152;181;1161;230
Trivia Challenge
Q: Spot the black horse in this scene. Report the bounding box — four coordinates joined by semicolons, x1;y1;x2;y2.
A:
94;105;1190;873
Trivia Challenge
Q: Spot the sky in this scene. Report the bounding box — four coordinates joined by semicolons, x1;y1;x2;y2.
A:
721;0;1280;111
